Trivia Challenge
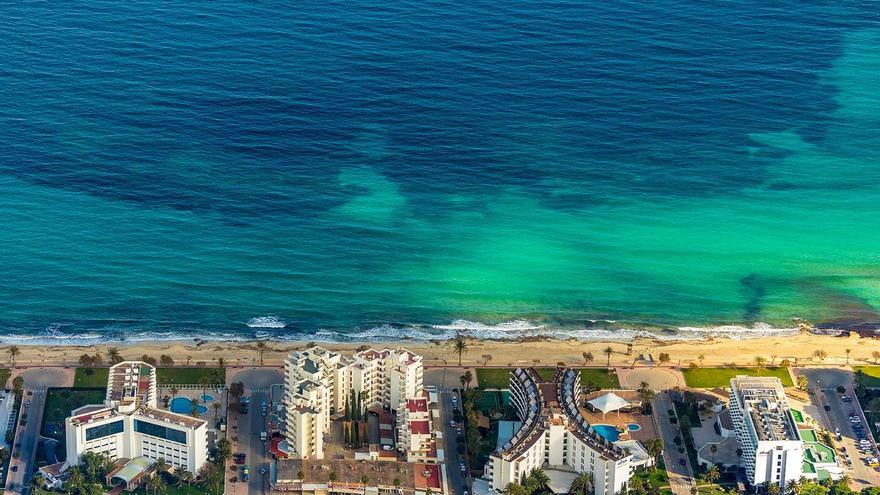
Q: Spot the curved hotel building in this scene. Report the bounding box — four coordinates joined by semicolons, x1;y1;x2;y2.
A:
484;368;633;495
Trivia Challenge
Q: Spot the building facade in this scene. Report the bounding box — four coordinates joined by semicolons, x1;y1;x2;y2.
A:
65;361;208;473
484;368;633;495
728;376;803;490
283;346;425;460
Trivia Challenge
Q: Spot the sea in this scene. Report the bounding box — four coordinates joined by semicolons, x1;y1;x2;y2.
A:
1;1;879;345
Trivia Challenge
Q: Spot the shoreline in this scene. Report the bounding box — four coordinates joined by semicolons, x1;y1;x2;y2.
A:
4;331;880;369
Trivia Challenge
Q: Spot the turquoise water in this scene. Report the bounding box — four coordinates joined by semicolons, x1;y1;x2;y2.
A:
202;394;215;402
170;397;208;415
626;424;640;432
1;2;879;342
592;425;620;442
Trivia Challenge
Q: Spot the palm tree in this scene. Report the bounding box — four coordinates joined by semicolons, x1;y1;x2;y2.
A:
709;443;718;463
873;351;880;364
177;467;193;489
107;346;122;364
190;397;201;417
256;341;268;365
199;375;211;399
582;352;594;365
393;477;402;493
329;471;338;483
30;473;47;494
704;465;720;484
212;401;221;419
845;348;852;365
766;482;780;495
460;370;473;390
154;474;168;495
568;472;592;495
7;345;20;367
360;474;370;495
603;346;613;367
186;354;192;366
503;482;528;495
449;335;469;366
698;353;705;366
155;457;170;476
170;385;179;398
528;468;550;493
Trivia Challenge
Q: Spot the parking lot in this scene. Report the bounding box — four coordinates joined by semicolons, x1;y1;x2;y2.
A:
797;368;880;489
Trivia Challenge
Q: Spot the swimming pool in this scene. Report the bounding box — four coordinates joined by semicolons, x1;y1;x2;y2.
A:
627;423;641;431
170;397;208;415
592;425;620;442
202;394;215;402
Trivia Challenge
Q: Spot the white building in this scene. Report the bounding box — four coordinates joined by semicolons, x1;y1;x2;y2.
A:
484;368;633;495
728;376;803;490
283;346;425;460
65;361;208;474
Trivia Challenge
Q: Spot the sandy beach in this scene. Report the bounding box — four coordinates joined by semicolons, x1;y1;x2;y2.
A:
5;331;880;369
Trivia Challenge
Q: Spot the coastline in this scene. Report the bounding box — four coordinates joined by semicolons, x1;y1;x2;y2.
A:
4;330;880;369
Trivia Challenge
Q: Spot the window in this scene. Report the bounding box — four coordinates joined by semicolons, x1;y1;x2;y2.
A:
86;420;125;441
134;419;187;444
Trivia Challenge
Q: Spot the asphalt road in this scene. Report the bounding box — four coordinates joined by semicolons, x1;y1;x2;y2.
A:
653;392;694;495
227;368;283;494
798;368;880;490
5;389;47;495
438;388;466;495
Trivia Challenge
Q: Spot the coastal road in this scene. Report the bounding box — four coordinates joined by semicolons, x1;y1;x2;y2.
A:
228;368;283;494
5;389;47;495
6;368;68;494
653;392;694;495
439;389;466;495
797;368;880;490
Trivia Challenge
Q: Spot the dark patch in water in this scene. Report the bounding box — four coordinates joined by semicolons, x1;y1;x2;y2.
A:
740;274;765;322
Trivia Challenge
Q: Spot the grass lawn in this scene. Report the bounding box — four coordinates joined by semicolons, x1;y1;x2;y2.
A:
682;366;792;388
854;366;880;388
41;388;107;441
74;368;109;388
75;366;225;387
157;367;224;386
0;368;10;389
476;367;619;389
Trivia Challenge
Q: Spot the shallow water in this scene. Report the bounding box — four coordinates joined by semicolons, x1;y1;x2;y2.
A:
1;1;879;342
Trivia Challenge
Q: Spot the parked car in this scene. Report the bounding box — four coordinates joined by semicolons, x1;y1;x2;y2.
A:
242;466;250;481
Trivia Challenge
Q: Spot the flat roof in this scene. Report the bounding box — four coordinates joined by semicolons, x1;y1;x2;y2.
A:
274;459;441;491
108;361;155;407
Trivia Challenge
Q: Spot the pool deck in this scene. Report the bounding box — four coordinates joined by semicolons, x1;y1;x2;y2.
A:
159;386;227;426
578;396;657;441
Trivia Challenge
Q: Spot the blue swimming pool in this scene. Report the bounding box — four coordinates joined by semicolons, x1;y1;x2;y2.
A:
202;394;215;402
592;424;620;442
170;397;208;415
627;423;641;431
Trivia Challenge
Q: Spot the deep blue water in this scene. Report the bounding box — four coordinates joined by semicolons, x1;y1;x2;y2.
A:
1;1;879;343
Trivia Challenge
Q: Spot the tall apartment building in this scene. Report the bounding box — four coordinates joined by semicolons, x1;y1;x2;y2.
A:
485;368;633;495
283;346;424;460
65;361;208;474
728;376;803;490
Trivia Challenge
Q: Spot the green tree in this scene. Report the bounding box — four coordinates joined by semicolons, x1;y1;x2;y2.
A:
754;355;767;371
603;346;614;367
582;352;594;365
106;346;123;364
568;472;592;495
449;335;469;366
7;345;20;366
797;375;809;390
256;340;268;365
12;375;24;396
460;370;473;390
